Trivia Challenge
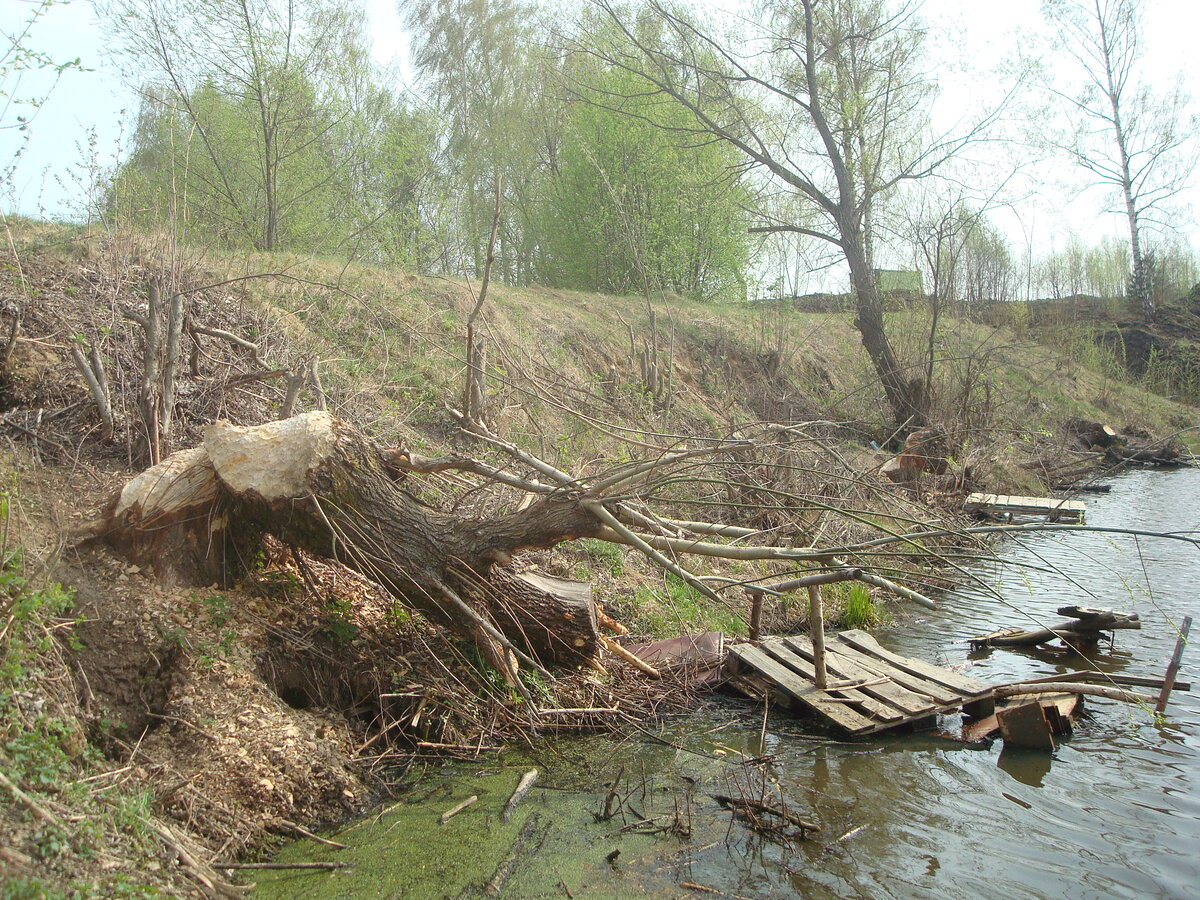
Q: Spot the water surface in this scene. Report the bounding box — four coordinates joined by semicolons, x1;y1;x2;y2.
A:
256;467;1199;899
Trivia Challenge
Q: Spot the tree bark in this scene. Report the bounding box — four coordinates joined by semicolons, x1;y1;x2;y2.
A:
101;413;603;668
844;239;926;427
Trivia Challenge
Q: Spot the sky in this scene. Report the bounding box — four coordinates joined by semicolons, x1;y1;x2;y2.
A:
3;0;1199;277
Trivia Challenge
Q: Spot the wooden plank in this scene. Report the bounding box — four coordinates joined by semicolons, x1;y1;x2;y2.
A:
760;643;903;722
730;645;876;733
966;492;1085;515
836;630;992;697
961;694;1078;743
997;702;1056;750
821;640;962;705
778;637;937;717
758;641;903;722
969;493;1086;509
961;713;998;742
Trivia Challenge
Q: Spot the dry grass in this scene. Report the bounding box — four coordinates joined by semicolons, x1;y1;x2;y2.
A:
0;221;1196;895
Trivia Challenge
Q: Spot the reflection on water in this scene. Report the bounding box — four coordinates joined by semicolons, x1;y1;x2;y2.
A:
257;468;1199;900
775;466;1200;899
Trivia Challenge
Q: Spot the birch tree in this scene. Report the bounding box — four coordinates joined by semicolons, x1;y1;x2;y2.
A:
102;0;373;251
1043;0;1199;318
401;0;551;281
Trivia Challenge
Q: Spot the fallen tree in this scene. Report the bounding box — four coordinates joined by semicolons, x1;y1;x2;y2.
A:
100;413;608;681
969;606;1141;649
96;412;950;685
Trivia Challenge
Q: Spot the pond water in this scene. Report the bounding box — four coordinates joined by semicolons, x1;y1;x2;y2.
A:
255;467;1199;900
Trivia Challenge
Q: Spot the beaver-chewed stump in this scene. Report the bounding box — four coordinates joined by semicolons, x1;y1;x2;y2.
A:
98;412;604;679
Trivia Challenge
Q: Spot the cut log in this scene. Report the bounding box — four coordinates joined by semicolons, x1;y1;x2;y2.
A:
997;702;1056;750
99;413;604;667
1064;417;1118;450
1109;443;1183;464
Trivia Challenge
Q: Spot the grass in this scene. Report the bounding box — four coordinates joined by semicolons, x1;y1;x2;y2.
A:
631;573;748;638
839;583;885;629
578;538;625;577
0;507;178;897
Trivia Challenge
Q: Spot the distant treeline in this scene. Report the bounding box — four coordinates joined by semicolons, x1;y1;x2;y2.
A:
99;0;748;301
95;0;1197;313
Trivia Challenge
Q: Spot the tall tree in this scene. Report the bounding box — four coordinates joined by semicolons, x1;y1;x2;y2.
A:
957;218;1016;306
581;0;998;426
101;0;376;252
401;0;552;281
545;59;748;300
1043;0;1199;318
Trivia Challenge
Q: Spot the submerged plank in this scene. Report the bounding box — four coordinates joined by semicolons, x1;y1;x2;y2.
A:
997;702;1056;751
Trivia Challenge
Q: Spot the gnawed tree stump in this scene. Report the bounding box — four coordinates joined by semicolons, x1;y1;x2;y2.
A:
102;412;603;675
99;412;963;684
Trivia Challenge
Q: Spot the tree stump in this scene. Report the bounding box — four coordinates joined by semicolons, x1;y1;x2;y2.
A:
101;413;603;671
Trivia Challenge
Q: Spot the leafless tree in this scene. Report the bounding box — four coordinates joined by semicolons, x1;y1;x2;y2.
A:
1043;0;1199;318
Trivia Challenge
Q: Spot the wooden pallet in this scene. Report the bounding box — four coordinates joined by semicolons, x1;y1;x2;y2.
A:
965;492;1086;522
730;630;994;735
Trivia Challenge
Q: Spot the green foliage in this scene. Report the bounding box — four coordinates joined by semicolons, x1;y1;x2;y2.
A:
632;573;746;637
0;535;166;897
403;0;558;281
0;570;72;685
201;593;230;627
540;59;749;301
1141;345;1200;404
102;0;436;264
578;538;624;576
322;598;359;644
839;583;884;629
0;878;59;900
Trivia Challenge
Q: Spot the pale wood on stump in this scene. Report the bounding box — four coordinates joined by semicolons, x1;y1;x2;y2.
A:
100;412;603;672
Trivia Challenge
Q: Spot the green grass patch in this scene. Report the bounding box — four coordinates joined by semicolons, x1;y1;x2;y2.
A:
578;538;625;576
839;583;885;629
630;573;747;638
0;528;170;897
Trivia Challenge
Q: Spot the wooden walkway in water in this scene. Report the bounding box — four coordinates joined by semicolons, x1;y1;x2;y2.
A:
965;492;1086;522
730;630;994;735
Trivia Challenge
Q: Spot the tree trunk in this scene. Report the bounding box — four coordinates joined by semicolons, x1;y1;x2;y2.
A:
101;413;603;668
1101;22;1152;320
462;175;503;429
844;239;927;427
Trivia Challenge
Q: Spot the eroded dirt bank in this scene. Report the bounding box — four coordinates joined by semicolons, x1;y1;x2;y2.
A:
2;226;1196;896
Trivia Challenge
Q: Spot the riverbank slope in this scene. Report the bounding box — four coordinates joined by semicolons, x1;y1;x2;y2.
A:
1;222;1197;897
